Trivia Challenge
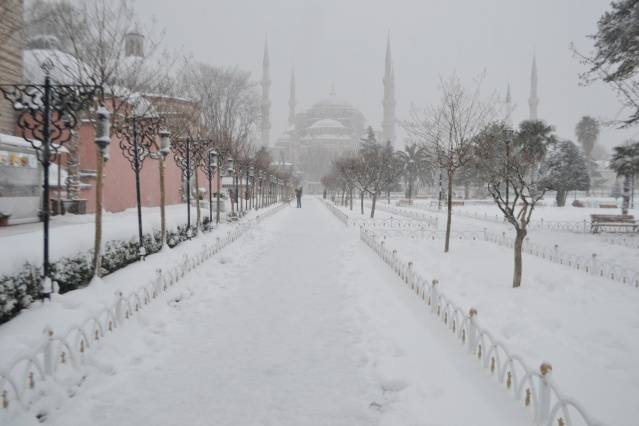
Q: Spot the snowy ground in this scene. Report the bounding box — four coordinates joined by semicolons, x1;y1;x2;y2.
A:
329;200;638;425
0;203;224;276
3;199;532;426
389;200;639;273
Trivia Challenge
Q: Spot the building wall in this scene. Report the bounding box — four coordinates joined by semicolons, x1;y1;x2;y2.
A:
75;122;218;214
0;0;23;135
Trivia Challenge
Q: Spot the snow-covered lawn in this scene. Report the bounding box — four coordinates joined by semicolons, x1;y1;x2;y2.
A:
380;234;639;426
387;201;639;273
0;203;226;276
2;199;532;426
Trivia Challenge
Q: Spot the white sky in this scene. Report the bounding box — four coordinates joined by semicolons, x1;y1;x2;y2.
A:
134;0;638;151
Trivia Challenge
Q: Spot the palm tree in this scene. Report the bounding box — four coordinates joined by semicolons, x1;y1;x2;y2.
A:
609;141;639;214
396;143;428;202
515;120;557;164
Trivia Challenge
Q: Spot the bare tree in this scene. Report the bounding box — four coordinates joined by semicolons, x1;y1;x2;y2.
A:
27;0;176;277
180;63;259;222
404;75;495;252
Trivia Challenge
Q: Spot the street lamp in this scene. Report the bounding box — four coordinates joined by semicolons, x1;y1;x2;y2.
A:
113;111;163;258
172;137;212;234
204;149;218;225
0;61;104;296
248;165;255;210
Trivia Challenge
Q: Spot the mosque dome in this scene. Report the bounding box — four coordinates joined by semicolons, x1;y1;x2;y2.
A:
309;118;345;129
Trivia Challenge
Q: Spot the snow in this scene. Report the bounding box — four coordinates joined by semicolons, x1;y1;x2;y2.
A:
330;198;638;426
0;203;225;275
1;199;532;425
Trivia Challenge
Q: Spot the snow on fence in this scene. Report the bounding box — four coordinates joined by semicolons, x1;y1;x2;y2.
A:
376;228;639;288
358;227;606;426
405;202;599;234
322;199;438;229
0;203;287;416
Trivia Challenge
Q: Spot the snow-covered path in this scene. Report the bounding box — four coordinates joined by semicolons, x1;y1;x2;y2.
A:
40;199;530;426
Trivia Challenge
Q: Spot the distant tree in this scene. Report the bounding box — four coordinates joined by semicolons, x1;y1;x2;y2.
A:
540;140;590;206
395;143;429;202
609;141;639;214
575;116;599;160
403;75;495;252
516;120;557;163
574;0;639;127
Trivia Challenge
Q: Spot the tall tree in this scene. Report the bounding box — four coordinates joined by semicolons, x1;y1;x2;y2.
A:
575;116;600;160
403;75;495;252
396;143;429;202
575;0;639;126
476;121;554;288
609;141;639;214
540;140;590;206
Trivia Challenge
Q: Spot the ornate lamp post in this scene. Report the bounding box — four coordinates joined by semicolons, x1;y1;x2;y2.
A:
114;112;163;258
171;136;199;235
203;148;218;226
0;61;105;296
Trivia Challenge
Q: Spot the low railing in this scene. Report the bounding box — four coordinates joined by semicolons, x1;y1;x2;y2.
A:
0;202;287;416
405;202;599;234
377;227;639;288
322;199;437;230
358;226;605;426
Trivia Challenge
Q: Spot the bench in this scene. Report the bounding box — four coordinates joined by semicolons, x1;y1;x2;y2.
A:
398;199;414;206
598;203;618;209
590;214;637;233
451;201;465;206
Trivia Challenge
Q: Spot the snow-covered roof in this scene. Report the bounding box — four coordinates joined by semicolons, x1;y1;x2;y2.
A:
312;94;354;109
310;118;345;129
24;49;93;85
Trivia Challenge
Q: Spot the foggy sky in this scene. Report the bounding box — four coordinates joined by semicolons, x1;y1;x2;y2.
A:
134;0;637;151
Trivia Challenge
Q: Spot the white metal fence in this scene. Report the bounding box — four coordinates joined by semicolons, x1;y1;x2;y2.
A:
322;199;438;229
375;227;639;288
0;203;287;416
359;227;606;426
321;198;605;426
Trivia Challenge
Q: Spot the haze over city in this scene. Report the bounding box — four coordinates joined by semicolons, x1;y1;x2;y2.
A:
1;1;638;425
136;0;637;149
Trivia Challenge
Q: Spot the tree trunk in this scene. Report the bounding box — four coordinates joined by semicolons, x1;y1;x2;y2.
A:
66;131;80;200
360;191;364;215
159;157;166;247
370;191;377;218
513;228;527;288
464;181;470;199
556;190;567;207
622;174;630;215
216;168;221;224
195;170;201;230
349;188;353;210
444;172;453;253
387;189;390;204
92;153;104;277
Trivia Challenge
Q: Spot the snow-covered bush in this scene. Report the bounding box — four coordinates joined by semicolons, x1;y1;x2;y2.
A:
0;223;203;324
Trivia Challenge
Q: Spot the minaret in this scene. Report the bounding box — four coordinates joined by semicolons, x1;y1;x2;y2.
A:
504;83;513;126
288;67;296;128
260;37;271;147
382;33;396;145
528;54;539;121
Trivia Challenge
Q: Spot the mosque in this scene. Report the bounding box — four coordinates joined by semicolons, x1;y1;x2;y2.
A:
260;37;397;193
258;34;552;194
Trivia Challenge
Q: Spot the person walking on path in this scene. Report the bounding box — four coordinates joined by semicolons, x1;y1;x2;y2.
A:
295;187;303;208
